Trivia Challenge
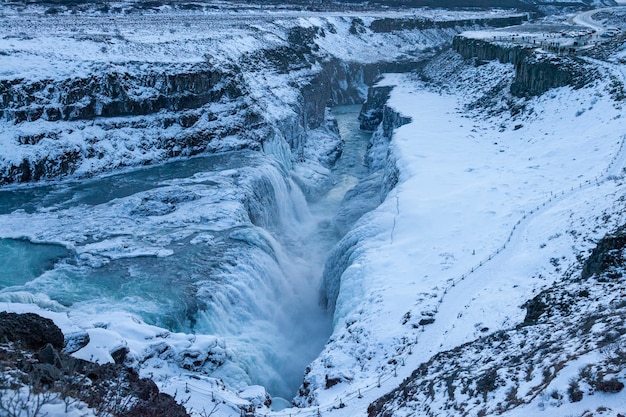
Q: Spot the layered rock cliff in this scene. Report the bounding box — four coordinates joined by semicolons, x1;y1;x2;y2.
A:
0;9;528;186
452;35;589;96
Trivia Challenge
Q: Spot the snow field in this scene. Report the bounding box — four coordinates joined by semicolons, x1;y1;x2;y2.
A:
2;7;624;417
301;67;626;415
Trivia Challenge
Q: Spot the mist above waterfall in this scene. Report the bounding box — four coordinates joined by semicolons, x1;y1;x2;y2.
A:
0;105;375;400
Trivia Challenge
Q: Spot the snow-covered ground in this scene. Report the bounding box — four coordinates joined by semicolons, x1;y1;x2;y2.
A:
0;6;521;185
298;53;626;416
3;5;626;417
0;7;519;80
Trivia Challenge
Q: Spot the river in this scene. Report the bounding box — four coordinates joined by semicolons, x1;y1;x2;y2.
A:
0;104;371;400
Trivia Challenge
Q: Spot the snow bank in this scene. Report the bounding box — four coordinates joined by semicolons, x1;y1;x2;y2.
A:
300;56;626;415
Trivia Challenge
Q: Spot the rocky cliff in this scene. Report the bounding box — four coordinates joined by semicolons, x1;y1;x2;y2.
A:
0;64;239;123
0;9;530;186
452;35;589;96
369;15;526;33
0;312;189;417
0;61;263;184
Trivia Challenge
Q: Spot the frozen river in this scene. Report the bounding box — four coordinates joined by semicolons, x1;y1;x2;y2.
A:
0;105;371;400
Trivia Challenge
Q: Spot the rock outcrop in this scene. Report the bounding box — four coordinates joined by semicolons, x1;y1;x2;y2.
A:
369;14;526;33
359;85;394;131
0;312;64;351
0;64;240;123
0;312;189;417
452;35;588;96
581;225;626;280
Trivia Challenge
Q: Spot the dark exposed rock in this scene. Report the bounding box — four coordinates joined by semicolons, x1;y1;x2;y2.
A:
37;343;63;368
452;35;589;96
581;227;626;279
325;374;342;389
510;54;587;97
0;312;64;350
359;85;393;131
123;392;190;417
452;35;532;65
0;64;236;123
369;15;526;33
305;59;425;133
110;345;131;365
31;363;63;385
381;104;412;139
521;295;548;325
0;313;189;417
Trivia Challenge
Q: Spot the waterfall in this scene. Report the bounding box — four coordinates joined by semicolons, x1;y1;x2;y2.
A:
0;105;375;402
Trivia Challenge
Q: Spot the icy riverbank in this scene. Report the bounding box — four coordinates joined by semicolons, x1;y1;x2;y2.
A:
298;51;626;415
4;5;621;417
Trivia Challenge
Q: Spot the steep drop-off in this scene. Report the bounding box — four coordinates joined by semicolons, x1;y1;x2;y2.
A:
0;10;527;185
452;35;590;96
5;7;613;417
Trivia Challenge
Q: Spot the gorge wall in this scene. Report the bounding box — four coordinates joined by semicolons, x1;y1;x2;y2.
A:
0;10;527;186
452;35;589;96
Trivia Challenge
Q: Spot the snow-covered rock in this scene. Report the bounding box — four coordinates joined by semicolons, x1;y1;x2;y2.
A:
6;4;623;417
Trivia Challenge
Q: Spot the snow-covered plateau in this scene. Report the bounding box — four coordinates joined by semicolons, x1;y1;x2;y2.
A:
2;3;626;417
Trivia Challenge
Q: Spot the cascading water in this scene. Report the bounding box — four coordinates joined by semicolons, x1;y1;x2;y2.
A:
310;105;371;220
0;105;372;402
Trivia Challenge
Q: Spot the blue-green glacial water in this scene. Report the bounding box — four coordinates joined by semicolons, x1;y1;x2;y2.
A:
0;105;371;400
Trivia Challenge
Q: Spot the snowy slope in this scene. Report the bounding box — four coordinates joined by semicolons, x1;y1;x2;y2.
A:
4;6;626;417
297;40;626;417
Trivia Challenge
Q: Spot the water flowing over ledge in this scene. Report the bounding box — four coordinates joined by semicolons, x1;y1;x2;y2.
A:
2;7;557;416
0;104;377;404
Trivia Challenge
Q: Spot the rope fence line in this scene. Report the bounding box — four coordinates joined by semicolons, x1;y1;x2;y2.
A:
433;134;626;312
443;134;625;289
181;134;626;417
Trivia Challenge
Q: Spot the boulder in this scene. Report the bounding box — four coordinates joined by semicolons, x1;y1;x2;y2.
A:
0;312;64;350
63;330;91;354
